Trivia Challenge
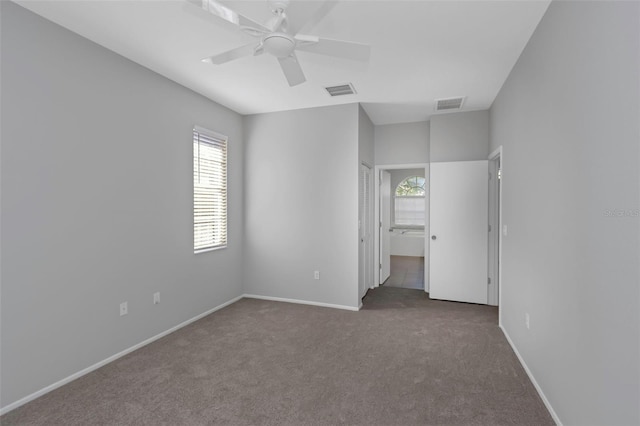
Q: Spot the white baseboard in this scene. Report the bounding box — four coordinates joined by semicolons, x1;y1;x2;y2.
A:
500;325;563;426
243;294;360;312
0;294;244;416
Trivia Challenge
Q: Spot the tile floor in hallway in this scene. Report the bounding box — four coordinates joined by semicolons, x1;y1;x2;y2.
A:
382;255;424;289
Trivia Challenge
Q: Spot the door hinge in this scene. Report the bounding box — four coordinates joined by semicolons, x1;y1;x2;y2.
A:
488;277;492;285
489;172;492;180
379;221;382;228
379;263;382;270
488;224;492;232
498;168;502;180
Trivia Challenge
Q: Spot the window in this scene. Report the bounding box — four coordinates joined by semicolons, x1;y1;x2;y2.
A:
193;126;227;253
395;176;425;226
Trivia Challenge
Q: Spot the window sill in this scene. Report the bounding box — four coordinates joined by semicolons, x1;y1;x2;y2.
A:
194;245;227;254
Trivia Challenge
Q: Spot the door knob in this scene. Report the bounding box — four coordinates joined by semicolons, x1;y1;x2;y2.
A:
431;235;437;240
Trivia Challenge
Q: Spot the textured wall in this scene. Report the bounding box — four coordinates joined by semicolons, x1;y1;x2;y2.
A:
243;104;360;309
490;2;639;424
1;2;245;408
375;121;429;165
430;110;489;162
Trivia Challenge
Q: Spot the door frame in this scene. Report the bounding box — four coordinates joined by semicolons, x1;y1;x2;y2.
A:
359;162;373;299
379;170;392;285
488;147;503;325
373;163;429;293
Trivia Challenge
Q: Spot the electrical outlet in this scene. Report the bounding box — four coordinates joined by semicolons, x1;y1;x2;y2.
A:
153;292;160;305
525;313;530;330
120;302;128;316
314;271;320;280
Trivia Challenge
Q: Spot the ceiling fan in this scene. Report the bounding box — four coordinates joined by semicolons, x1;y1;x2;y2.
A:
187;0;371;87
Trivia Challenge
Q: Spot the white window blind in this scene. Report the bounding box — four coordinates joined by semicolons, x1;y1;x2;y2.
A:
395;197;425;226
394;175;426;227
193;127;227;253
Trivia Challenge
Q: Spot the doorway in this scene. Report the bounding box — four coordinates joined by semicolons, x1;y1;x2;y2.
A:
488;147;502;308
374;164;429;293
359;163;373;300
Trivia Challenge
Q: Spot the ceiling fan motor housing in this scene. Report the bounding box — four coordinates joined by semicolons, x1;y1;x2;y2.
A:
263;33;295;58
268;0;290;14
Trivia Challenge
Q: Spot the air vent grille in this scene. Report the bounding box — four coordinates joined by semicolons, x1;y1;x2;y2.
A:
435;97;465;111
325;83;356;97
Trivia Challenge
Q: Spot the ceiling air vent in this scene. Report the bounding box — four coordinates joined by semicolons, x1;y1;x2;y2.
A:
435;97;465;111
325;83;356;97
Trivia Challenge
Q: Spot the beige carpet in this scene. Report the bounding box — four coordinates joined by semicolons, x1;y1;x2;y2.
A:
1;287;553;425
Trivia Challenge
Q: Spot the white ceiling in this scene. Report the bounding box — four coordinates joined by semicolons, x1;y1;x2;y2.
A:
15;0;550;125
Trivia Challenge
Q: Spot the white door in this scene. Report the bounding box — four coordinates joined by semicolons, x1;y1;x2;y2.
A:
429;160;488;304
379;170;391;284
359;164;372;299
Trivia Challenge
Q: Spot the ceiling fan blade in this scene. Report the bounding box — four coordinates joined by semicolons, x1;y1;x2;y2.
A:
277;54;306;87
283;0;337;36
203;42;259;65
184;0;271;33
295;36;371;62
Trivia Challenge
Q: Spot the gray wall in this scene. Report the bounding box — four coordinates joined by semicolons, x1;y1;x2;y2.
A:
490;2;639;425
358;105;375;168
0;2;245;408
375;121;430;165
430;110;489;162
243;104;360;309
